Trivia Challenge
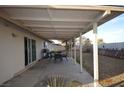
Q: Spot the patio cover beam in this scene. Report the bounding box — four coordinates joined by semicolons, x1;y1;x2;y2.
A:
9;17;94;22
47;5;124;12
2;5;124;12
25;24;86;29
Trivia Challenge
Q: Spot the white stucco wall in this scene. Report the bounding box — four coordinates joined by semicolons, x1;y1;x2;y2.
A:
0;22;44;84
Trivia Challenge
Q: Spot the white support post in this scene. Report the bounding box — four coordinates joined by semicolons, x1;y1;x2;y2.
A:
69;42;70;57
71;40;73;58
80;33;83;72
70;41;71;58
74;37;77;64
69;41;71;58
93;23;99;87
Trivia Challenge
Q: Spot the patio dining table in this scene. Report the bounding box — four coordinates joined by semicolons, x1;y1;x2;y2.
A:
49;51;68;62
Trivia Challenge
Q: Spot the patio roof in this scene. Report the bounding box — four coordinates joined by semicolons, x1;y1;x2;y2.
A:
0;5;124;41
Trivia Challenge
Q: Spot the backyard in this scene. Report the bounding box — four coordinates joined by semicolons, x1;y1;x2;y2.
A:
76;50;124;86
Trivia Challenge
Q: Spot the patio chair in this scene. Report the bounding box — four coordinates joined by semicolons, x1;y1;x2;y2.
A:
41;48;50;59
61;53;68;61
54;53;63;61
49;51;55;59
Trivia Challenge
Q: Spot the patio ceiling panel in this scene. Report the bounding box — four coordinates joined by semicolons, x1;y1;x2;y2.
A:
48;9;100;21
0;6;123;41
45;9;101;39
2;7;102;40
3;8;50;20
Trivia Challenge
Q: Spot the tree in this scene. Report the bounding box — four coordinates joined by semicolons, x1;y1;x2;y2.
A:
97;38;104;45
74;36;91;46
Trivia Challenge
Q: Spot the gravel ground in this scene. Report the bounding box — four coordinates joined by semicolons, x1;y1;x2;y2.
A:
76;50;124;84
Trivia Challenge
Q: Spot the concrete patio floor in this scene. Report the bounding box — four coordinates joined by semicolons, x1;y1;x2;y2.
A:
0;57;93;87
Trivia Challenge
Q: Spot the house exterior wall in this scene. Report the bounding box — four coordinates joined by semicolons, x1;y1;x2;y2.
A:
0;22;45;84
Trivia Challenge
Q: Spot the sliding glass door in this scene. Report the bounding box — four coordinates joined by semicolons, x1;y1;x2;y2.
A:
24;37;28;66
24;37;36;66
32;39;36;62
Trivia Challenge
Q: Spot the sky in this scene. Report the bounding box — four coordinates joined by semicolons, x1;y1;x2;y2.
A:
83;13;124;43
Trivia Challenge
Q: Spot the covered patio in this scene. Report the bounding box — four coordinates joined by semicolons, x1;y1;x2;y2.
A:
0;5;124;87
0;58;93;87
